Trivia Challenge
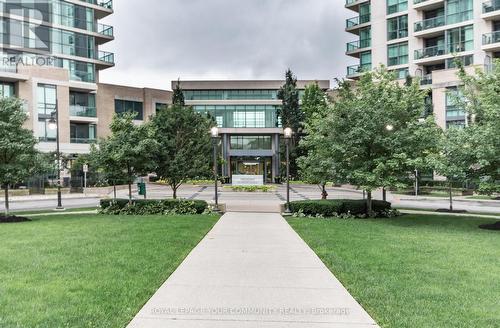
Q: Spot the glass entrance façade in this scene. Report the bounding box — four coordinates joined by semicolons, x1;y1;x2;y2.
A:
230;157;273;183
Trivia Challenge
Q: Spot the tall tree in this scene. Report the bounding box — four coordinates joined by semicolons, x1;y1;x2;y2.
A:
298;83;335;198
432;128;476;211
277;69;302;132
149;104;214;199
306;67;440;215
456;60;500;196
92;113;157;202
0;98;39;216
172;79;185;106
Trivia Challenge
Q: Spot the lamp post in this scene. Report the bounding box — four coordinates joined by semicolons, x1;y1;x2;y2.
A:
284;127;293;213
382;124;395;202
211;127;220;212
48;106;63;210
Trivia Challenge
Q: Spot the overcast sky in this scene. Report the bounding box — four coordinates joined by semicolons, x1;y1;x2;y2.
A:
99;0;354;90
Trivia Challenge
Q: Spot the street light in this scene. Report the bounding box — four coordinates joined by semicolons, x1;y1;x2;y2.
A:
284;127;293;213
211;127;220;212
386;124;394;132
48;107;63;210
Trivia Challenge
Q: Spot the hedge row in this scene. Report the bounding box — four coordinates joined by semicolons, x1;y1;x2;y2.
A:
100;199;208;215
289;199;392;217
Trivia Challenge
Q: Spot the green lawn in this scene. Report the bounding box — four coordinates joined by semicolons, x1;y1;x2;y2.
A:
0;214;219;328
288;214;500;328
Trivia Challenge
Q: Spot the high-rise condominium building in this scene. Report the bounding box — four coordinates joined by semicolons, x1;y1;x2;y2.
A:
345;0;500;129
0;0;114;154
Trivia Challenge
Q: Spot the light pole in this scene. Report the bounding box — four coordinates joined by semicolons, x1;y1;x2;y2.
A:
284;127;293;213
211;127;220;212
48;105;63;210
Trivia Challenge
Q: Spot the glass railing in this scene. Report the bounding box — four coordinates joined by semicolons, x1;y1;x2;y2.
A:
346;39;371;52
420;74;433;85
98;51;114;64
483;31;500;45
414;15;445;32
347;64;371;76
483;0;500;13
415;42;472;60
70;138;97;144
346;14;371;28
414;0;433;4
82;0;113;10
70;105;97;118
97;24;114;37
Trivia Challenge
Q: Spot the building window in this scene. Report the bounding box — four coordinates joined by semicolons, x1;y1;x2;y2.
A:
114;99;144;120
446;25;474;54
183;90;279;101
70;92;96;117
70;123;96;144
446;55;473;69
391;68;409;80
446;0;473;25
193;105;279;128
388;42;408;66
360;51;372;71
446;87;466;128
37;84;57;116
387;15;408;40
37;119;57;142
387;0;407;15
0;82;14;98
155;103;168;113
230;136;272;150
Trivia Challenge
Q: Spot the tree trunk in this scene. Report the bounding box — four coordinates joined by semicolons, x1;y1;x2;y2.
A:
172;186;177;200
128;182;132;204
449;182;453;212
382;187;387;202
321;183;328;200
4;184;9;216
113;184;117;200
367;191;374;217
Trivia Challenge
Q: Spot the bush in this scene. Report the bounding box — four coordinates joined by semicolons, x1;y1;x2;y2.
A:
100;199;208;215
289;199;392;218
228;185;275;192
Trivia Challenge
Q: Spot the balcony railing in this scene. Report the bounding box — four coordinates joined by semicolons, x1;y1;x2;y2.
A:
414;15;445;32
71;138;97;144
346;14;371;28
98;51;115;64
82;0;113;10
414;42;472;60
420;74;433;85
483;0;500;13
483;31;500;45
347;64;371;77
70;105;97;118
414;0;433;4
97;24;114;37
346;39;371;52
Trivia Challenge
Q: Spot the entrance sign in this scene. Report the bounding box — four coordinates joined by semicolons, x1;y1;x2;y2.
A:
232;175;264;186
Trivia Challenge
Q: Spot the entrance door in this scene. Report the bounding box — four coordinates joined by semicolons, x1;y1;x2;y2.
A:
230;157;272;183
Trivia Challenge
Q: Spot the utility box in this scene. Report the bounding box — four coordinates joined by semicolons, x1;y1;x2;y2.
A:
137;182;146;196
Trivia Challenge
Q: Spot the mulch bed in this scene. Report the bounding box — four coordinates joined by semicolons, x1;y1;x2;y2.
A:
479;221;500;231
0;216;32;223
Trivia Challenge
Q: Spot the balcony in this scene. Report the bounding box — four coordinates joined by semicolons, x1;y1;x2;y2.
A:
345;0;370;11
97;24;114;37
70;105;97;118
96;51;115;68
483;31;500;52
414;16;445;33
483;0;500;20
414;0;445;10
347;64;371;78
414;42;473;63
81;0;113;18
346;39;371;56
420;73;433;86
346;14;371;33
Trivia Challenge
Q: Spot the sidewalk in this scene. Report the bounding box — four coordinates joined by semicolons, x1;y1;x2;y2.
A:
127;213;379;328
0;193;101;203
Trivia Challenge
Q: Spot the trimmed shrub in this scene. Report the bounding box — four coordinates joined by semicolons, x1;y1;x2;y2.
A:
100;199;208;215
289;199;392;218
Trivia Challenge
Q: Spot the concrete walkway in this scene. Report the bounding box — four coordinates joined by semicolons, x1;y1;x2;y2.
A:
127;213;379;328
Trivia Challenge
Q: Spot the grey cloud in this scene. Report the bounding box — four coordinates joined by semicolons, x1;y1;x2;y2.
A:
99;0;354;89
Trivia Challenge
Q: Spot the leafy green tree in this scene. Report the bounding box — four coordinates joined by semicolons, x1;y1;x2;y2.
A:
92;113;157;202
172;80;185;106
307;67;440;215
456;60;500;195
0;98;39;216
432;128;477;211
149;104;214;199
298;83;335;198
